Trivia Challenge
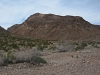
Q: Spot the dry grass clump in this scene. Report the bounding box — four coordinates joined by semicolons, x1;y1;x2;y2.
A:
14;49;43;63
14;50;47;66
56;42;74;52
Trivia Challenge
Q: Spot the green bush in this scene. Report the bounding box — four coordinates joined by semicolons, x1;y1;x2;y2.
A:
29;56;47;66
3;50;16;65
81;42;87;47
7;51;15;61
75;46;83;51
74;42;87;51
10;43;19;49
37;45;44;51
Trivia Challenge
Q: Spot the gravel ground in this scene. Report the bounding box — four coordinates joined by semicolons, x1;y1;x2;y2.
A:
0;48;100;75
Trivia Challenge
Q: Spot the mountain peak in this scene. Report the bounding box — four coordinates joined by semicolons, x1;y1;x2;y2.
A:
8;13;100;41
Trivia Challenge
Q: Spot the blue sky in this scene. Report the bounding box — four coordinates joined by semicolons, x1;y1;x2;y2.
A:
0;0;100;29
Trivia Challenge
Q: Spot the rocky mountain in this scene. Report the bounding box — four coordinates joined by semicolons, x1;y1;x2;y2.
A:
0;26;11;36
8;13;100;40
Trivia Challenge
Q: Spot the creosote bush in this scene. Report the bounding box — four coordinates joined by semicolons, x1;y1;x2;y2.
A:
7;51;15;63
29;56;47;66
74;42;87;51
3;50;15;65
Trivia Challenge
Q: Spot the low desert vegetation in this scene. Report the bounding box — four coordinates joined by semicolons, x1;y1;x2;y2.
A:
29;56;47;66
0;36;54;52
0;50;47;66
73;41;100;51
0;35;100;66
0;36;53;66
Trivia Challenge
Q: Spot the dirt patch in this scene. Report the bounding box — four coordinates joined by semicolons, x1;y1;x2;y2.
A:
0;48;100;75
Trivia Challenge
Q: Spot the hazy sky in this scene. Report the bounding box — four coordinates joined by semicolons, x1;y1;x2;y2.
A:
0;0;100;29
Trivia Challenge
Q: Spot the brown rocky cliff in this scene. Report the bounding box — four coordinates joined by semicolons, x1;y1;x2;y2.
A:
7;13;100;40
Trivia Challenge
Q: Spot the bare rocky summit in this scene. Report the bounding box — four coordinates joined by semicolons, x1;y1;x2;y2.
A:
8;13;100;40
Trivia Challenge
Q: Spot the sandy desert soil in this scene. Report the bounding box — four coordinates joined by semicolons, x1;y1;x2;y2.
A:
0;48;100;75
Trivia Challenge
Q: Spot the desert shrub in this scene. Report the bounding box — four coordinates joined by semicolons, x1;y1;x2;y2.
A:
87;41;99;48
49;46;56;50
57;43;74;52
14;50;43;64
97;42;100;44
32;51;43;56
75;42;87;51
81;42;87;47
14;50;47;66
0;57;4;66
3;47;9;52
16;58;30;64
3;58;9;66
14;50;33;63
10;43;19;49
0;56;15;66
59;50;67;52
43;40;51;45
7;51;15;63
73;42;79;45
2;51;16;65
75;46;83;51
29;56;47;66
37;45;44;51
58;44;74;52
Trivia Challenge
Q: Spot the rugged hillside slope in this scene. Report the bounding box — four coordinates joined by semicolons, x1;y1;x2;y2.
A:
0;26;11;36
8;13;100;40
